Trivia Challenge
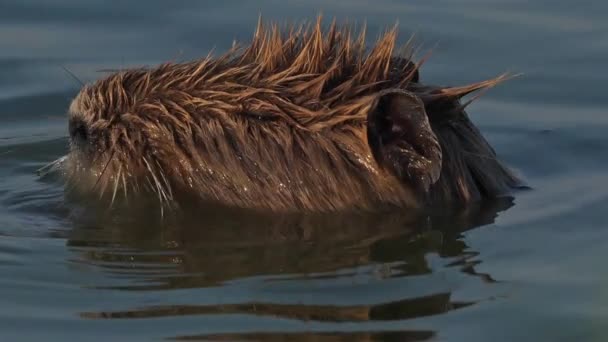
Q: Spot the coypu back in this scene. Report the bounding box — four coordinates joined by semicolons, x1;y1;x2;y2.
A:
63;16;523;214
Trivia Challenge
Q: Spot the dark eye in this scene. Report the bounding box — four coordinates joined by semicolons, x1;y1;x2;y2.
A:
69;118;88;143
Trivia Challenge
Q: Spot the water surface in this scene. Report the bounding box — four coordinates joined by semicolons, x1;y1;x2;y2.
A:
1;1;607;341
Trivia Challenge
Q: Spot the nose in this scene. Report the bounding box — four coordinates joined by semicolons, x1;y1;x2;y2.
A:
69;118;88;144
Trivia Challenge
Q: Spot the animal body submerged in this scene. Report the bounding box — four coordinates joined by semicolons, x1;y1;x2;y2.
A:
63;17;522;213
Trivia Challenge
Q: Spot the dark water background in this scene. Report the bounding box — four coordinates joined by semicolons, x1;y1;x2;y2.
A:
1;1;607;341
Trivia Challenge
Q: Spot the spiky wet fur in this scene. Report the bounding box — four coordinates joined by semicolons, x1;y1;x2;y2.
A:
65;16;521;213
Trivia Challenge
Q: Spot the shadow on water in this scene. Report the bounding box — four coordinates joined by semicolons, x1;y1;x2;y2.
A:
63;195;515;340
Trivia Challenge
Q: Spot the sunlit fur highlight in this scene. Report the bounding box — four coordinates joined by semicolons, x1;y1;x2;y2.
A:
65;16;521;214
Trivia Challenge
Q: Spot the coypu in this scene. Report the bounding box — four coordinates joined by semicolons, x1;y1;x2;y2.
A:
60;16;523;214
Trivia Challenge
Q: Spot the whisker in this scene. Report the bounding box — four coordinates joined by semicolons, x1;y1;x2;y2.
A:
93;150;116;194
121;169;129;203
110;164;122;207
144;173;166;219
60;65;85;87
154;159;173;200
143;157;169;204
37;155;68;177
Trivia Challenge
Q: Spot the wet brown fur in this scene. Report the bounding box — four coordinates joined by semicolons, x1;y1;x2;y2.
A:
65;16;522;213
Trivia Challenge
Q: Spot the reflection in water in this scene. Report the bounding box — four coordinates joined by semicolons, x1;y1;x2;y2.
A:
81;292;472;321
173;330;436;341
65;197;514;339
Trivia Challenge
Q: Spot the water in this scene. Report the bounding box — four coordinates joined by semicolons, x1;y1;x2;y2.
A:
1;1;607;341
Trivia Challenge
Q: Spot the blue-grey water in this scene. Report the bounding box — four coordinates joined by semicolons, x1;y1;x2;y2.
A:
1;1;607;341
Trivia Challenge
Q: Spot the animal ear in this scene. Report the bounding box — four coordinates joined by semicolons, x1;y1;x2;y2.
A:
367;89;443;195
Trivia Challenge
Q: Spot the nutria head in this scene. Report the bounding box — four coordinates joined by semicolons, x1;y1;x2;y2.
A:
62;16;522;213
